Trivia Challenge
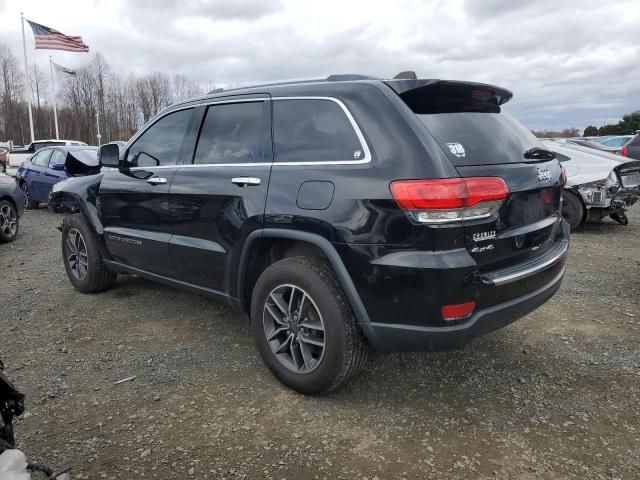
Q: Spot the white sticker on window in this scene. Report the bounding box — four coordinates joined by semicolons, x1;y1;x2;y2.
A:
446;143;466;158
353;150;362;159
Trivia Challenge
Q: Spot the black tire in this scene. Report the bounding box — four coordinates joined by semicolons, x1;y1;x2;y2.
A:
251;256;368;395
61;214;117;293
0;199;19;243
561;190;584;231
20;182;38;210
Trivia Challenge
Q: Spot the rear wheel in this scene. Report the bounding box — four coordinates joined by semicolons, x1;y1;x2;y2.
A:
0;200;18;243
251;257;368;395
561;190;584;231
21;182;38;210
61;214;117;293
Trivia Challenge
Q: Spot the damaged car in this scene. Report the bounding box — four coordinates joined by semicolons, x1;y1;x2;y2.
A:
16;146;99;209
544;141;640;230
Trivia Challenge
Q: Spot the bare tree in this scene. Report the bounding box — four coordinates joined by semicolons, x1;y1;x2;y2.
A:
172;74;203;102
0;45;28;144
135;72;172;123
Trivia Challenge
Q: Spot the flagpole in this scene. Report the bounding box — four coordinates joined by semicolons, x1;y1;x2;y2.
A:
20;12;35;143
48;56;60;139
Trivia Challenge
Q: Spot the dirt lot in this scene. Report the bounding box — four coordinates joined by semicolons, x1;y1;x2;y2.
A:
1;206;639;480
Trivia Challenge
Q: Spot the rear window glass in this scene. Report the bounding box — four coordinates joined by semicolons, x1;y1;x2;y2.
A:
273;99;364;163
418;112;542;166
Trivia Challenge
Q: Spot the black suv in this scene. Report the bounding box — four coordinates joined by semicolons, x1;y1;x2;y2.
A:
51;74;569;394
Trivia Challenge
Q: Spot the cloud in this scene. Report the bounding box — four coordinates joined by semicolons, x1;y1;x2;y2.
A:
1;0;638;131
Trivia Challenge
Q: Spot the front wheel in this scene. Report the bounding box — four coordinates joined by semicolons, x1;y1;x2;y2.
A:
0;200;18;243
561;190;584;231
251;257;368;395
61;214;117;293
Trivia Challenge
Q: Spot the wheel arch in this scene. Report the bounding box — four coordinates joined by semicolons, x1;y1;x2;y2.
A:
562;187;588;226
237;229;371;327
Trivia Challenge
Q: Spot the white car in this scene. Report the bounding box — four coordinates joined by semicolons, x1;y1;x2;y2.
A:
543;140;640;230
7;140;88;168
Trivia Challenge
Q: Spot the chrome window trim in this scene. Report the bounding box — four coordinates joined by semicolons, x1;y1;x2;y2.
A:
269;96;371;166
126;96;372;171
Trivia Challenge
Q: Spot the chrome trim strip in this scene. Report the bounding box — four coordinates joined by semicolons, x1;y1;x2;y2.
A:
270;96;371;165
126;96;371;171
486;240;569;286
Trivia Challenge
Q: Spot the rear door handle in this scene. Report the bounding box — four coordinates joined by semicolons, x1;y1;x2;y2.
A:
147;176;167;185
231;177;261;187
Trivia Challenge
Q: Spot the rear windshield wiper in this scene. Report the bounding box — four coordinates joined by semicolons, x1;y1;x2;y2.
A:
523;147;556;161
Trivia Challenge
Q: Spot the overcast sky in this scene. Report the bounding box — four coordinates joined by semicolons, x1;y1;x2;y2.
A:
1;0;638;131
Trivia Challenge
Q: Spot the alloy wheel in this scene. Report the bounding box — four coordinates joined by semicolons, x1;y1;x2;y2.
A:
66;228;89;281
263;284;326;374
0;203;17;237
21;184;30;208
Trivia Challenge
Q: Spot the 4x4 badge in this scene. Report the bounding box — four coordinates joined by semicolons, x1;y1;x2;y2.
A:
446;143;466;158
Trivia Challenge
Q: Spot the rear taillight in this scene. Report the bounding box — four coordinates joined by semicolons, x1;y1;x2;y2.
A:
560;165;567;187
621;146;629;157
390;177;509;224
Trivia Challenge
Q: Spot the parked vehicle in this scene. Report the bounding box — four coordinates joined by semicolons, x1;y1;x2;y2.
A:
544;141;640;229
7;139;88;168
0;148;7;173
50;74;569;394
16;146;99;210
567;138;623;155
598;135;633;149
621;133;640;160
0;173;24;242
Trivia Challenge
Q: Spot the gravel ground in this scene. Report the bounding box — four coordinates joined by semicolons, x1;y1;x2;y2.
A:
1;206;639;480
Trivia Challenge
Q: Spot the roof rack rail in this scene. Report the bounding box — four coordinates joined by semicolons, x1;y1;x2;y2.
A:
207;87;225;94
326;74;381;81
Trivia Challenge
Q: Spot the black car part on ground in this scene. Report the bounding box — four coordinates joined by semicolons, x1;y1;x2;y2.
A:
0;357;70;478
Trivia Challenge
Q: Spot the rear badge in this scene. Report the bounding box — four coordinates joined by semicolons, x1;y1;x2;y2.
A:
472;230;496;242
446;143;466;158
537;168;551;182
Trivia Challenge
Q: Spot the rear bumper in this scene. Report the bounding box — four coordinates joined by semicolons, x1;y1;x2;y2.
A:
361;266;565;352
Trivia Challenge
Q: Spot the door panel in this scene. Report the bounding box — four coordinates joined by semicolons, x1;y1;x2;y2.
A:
100;107;197;277
169;165;271;292
29;150;53;202
168;97;272;294
100;168;178;276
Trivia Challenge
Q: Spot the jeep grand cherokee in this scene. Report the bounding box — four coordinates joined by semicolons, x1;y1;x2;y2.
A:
50;73;570;394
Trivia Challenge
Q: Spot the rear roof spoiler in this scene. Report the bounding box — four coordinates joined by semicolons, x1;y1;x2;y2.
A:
384;79;513;105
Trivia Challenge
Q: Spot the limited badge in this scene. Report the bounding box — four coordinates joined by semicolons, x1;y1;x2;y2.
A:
447;143;466;158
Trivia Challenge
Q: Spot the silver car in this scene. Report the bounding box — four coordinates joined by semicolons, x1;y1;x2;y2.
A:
543;141;640;229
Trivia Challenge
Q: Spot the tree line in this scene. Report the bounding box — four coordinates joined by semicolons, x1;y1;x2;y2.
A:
0;44;208;146
583;112;640;137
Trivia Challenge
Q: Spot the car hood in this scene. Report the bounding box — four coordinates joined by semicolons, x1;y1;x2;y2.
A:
65;150;100;176
543;141;629;185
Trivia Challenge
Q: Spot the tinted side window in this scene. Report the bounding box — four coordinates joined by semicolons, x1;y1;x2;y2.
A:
127;109;193;167
194;102;266;165
32;150;52;166
273;99;364;163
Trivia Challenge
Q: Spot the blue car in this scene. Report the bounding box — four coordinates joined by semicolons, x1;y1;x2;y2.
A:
16;146;98;209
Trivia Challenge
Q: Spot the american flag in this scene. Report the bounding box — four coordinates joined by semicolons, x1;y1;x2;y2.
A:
26;20;89;52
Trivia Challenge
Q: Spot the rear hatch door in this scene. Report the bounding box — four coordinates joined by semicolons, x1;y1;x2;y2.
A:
389;80;565;270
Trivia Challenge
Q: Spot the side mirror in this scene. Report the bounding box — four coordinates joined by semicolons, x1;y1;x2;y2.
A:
50;163;66;171
99;143;121;168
